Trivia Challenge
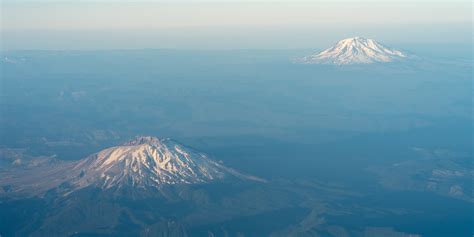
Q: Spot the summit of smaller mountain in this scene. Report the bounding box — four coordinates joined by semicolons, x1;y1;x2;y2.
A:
71;136;264;190
0;136;264;197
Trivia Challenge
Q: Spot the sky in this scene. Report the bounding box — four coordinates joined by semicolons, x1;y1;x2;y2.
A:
1;0;472;50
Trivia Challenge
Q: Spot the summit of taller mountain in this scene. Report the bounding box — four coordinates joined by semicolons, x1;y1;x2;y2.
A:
295;37;408;65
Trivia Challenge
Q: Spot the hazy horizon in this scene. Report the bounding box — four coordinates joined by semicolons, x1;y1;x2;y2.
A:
1;1;472;50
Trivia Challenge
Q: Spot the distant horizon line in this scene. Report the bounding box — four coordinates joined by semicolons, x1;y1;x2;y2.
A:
1;41;472;53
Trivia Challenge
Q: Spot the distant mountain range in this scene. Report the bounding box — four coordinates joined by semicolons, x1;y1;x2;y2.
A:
1;56;26;64
294;37;409;65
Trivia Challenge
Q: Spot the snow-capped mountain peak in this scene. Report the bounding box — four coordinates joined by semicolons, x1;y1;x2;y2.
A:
71;136;261;190
295;37;408;65
0;136;264;197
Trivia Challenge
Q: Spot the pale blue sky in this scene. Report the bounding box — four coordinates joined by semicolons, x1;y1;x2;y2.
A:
1;1;471;50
